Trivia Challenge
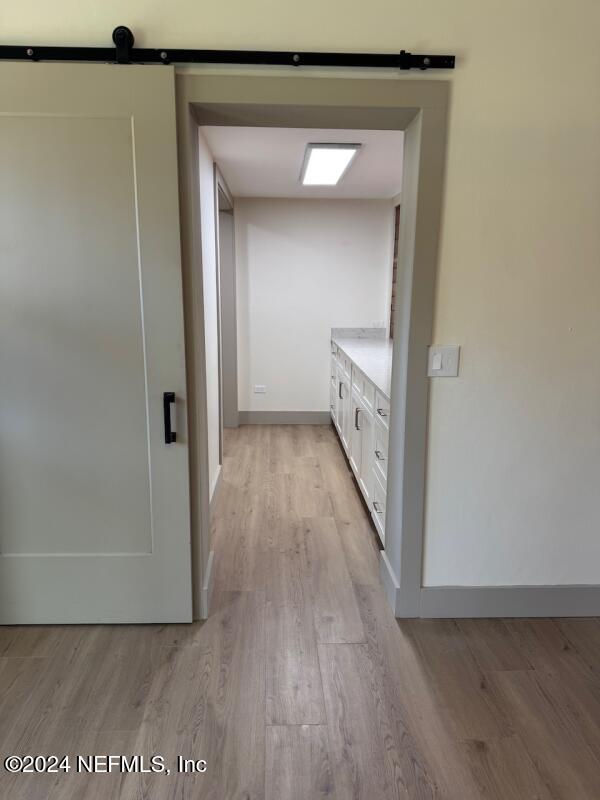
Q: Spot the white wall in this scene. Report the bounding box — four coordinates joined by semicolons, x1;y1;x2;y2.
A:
197;130;220;499
235;199;393;412
6;1;600;588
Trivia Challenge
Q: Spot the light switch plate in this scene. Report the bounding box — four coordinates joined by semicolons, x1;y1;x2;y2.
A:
253;384;267;394
427;345;460;377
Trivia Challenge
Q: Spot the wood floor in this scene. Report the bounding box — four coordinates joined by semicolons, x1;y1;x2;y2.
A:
1;424;599;799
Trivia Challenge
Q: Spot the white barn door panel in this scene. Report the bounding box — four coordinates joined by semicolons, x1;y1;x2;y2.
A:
0;63;192;623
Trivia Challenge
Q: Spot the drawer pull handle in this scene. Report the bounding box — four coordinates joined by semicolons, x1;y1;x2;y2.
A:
373;501;384;514
376;408;388;417
375;450;385;461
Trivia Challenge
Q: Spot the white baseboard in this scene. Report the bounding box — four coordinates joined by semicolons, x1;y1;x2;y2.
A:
379;549;600;618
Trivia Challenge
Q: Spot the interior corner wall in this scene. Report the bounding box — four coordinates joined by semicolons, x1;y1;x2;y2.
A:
197;129;220;499
235;198;393;413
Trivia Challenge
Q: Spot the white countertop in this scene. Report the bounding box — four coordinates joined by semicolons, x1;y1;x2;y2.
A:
332;335;393;400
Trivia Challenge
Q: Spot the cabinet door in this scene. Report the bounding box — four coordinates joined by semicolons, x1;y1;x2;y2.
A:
340;373;351;454
349;393;362;476
335;368;344;438
330;357;338;392
359;407;374;503
332;366;341;434
330;381;337;426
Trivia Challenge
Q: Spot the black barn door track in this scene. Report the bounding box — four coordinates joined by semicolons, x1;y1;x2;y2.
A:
0;26;455;71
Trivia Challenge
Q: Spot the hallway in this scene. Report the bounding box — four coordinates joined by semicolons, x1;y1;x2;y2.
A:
0;425;599;799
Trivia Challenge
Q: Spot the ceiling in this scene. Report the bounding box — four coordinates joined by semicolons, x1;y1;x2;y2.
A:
201;126;404;200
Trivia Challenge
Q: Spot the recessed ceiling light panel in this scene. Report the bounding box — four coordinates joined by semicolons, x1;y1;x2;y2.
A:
300;143;361;186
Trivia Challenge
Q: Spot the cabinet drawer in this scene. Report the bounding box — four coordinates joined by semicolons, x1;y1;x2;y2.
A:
351;366;375;411
341;353;351;378
374;390;390;429
372;473;386;544
332;345;351;377
373;421;388;486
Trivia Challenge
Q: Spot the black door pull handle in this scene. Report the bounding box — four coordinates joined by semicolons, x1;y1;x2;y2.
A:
163;392;176;444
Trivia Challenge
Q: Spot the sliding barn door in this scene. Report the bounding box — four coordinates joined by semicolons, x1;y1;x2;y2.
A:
0;63;192;623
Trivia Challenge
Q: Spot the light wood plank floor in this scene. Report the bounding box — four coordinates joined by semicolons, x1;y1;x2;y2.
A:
1;424;599;799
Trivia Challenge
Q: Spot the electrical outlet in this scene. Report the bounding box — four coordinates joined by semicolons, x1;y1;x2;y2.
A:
253;384;267;394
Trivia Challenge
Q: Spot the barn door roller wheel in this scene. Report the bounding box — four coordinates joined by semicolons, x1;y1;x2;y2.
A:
112;26;134;64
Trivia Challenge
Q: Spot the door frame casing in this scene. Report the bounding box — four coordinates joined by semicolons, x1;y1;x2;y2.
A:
214;168;239;434
176;73;449;619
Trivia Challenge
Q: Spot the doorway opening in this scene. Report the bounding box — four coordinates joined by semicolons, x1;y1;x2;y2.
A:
176;75;449;620
204;123;403;609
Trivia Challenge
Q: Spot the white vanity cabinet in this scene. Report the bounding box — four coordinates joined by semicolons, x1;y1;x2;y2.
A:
330;339;390;545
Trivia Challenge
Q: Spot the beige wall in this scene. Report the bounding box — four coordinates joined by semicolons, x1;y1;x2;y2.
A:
5;2;600;585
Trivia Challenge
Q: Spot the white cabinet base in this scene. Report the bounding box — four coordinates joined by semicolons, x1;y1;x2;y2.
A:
331;339;389;547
